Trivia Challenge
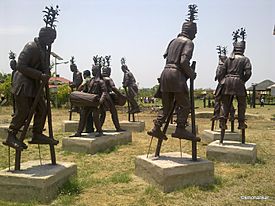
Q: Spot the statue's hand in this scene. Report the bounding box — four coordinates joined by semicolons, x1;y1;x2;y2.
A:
41;73;50;83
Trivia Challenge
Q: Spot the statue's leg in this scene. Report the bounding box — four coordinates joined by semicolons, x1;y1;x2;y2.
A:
172;92;200;141
93;108;103;137
147;92;173;140
237;95;247;129
4;96;30;150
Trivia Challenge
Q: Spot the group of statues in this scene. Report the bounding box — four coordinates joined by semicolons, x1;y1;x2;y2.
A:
69;55;136;137
212;28;252;143
1;3;252;165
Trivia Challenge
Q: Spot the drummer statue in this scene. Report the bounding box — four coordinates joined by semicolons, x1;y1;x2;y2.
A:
121;57;140;121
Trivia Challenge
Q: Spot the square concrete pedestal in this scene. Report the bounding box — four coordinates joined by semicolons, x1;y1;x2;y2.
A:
0;161;77;203
135;152;214;192
166;124;198;135
201;129;241;143
62;130;132;154
62;120;79;132
120;120;145;132
0;124;32;140
206;140;257;164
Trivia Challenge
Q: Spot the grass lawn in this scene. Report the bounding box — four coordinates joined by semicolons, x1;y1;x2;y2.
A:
0;104;274;206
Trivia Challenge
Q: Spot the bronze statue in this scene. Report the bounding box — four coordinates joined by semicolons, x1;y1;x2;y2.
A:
9;51;17;113
69;56;83;119
211;46;235;131
2;6;60;171
69;56;83;89
78;70;94;133
2;6;60;152
70;56;107;137
100;56;126;132
121;58;140;118
219;28;252;143
9;51;17;80
147;4;200;143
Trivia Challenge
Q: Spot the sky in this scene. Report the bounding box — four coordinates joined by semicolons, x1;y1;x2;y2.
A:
0;0;274;89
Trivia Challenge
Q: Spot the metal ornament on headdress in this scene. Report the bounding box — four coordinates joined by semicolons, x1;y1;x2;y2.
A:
121;57;126;66
216;46;222;56
182;4;198;33
93;55;99;66
70;56;75;65
39;5;59;39
233;28;246;52
105;56;111;67
222;46;227;56
9;51;16;60
43;5;60;29
102;56;111;76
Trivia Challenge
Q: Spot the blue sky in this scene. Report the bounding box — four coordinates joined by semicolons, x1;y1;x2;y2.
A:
0;0;274;89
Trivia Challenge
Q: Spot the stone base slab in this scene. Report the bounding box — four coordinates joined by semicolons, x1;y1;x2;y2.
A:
166;124;198;135
62;130;132;154
120;121;145;132
135;152;214;192
206;140;257;164
201;129;241;143
0;161;77;203
62;120;79;133
0;124;32;140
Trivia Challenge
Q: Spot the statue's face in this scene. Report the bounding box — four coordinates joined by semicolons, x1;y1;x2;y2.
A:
121;65;127;73
39;27;57;46
70;64;77;72
92;66;100;77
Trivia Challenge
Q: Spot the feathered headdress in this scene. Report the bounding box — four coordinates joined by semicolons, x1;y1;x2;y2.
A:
9;51;16;60
43;5;60;29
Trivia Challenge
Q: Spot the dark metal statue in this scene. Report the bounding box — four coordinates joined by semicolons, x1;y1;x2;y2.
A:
69;56;83;120
78;70;94;133
219;28;252;143
9;51;17;79
2;5;60;170
211;46;235;131
147;4;200;158
121;57;140;121
9;51;17;113
100;56;126;131
70;56;107;137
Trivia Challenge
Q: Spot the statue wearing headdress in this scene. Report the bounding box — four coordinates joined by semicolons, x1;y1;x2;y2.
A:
69;56;83;90
70;56;107;137
211;46;235;130
3;6;60;150
147;4;200;141
100;56;126;131
219;28;252;132
121;58;140;114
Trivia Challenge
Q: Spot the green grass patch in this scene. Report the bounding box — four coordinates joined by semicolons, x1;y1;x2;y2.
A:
59;177;83;196
109;172;132;184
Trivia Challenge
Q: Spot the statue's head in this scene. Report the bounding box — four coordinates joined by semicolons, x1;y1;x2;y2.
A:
121;64;128;73
233;41;245;55
92;65;101;77
83;70;91;78
10;59;17;71
38;27;57;46
102;66;111;77
70;63;77;72
181;22;197;40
